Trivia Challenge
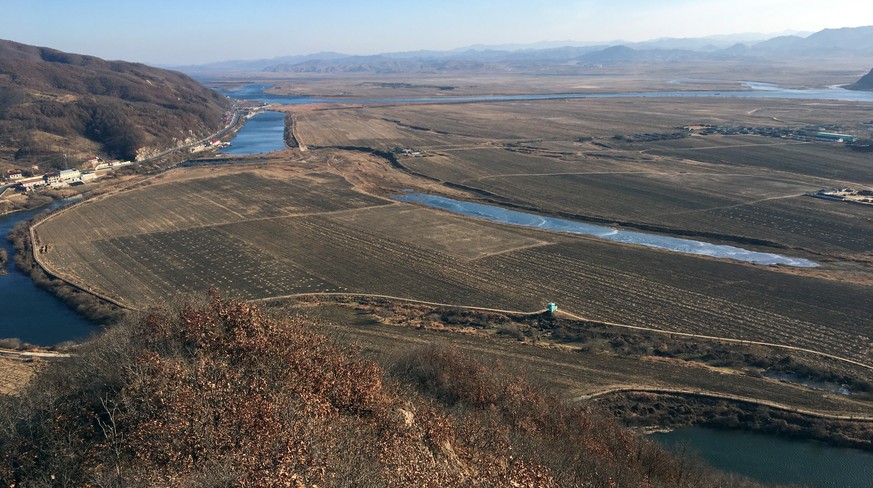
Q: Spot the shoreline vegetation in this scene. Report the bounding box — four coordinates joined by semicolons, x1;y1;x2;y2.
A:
596;391;873;451
0;193;54;218
8;215;125;327
284;112;299;148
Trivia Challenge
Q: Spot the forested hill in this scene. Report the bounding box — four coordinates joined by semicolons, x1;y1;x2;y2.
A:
0;39;230;168
848;68;873;91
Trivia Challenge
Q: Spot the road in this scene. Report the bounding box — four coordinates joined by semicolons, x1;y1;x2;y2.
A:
137;106;243;165
0;106;243;193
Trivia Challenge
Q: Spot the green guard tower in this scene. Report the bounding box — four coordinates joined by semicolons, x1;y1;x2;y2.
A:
546;302;558;314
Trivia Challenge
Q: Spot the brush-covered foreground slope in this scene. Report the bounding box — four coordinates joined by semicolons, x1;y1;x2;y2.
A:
0;39;230;168
0;296;765;487
849;67;873;91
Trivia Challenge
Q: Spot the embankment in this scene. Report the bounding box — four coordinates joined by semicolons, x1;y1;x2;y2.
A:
8;217;125;326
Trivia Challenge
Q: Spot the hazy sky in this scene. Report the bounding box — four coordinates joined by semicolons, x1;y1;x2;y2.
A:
2;0;871;65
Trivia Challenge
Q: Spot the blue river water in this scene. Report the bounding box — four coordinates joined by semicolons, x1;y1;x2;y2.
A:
220;81;873;105
392;193;817;267
0;200;99;345
654;426;873;488
220;110;287;155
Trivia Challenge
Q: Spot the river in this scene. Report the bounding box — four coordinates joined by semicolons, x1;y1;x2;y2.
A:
220;111;287;155
218;81;873;105
653;426;873;487
392;193;817;267
0;200;98;346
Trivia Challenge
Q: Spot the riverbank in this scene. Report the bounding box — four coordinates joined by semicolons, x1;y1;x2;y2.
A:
395;193;819;267
1;199;121;343
8;216;125;327
595;390;873;451
0;345;73;395
0;192;55;218
217;79;873;106
218;110;287;155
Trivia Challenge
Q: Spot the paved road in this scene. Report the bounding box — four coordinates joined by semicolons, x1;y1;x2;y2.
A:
138;107;242;165
2;107;243;193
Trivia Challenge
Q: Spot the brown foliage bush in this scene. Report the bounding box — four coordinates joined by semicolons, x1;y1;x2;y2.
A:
0;295;766;487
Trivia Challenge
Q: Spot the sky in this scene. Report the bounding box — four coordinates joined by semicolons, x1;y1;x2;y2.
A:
2;0;872;65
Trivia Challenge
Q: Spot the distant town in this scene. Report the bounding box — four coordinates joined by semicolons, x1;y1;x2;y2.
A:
682;125;862;143
1;158;132;193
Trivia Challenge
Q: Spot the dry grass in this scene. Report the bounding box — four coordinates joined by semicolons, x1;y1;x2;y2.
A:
294;97;873;149
0;356;40;395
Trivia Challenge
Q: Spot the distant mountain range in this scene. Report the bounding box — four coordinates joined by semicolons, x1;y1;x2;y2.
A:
849;68;873;90
177;26;872;75
0;39;230;168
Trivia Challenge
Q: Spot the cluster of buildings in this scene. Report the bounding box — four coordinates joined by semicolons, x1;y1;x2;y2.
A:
682;125;861;144
4;168;98;192
1;156;137;193
814;132;859;143
191;139;231;153
85;156;133;171
394;147;426;157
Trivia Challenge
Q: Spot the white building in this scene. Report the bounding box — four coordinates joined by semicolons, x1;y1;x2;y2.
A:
59;169;81;183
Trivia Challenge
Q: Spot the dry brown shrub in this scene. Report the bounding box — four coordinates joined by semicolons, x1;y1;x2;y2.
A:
0;294;766;487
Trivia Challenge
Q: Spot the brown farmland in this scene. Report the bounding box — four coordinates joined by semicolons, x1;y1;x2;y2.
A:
34;156;873;367
293;97;873;262
31;93;873;431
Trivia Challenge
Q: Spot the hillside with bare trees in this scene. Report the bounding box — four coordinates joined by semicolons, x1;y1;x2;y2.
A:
0;40;230;170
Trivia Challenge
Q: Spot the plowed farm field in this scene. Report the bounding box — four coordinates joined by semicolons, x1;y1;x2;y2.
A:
292;98;873;260
647;141;873;185
34;161;873;367
293;97;873;149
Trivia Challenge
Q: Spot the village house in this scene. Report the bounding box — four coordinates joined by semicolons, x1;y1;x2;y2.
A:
17;176;46;190
44;172;62;185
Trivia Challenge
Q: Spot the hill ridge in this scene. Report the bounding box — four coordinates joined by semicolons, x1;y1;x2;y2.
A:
0;39;230;169
848;67;873;91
